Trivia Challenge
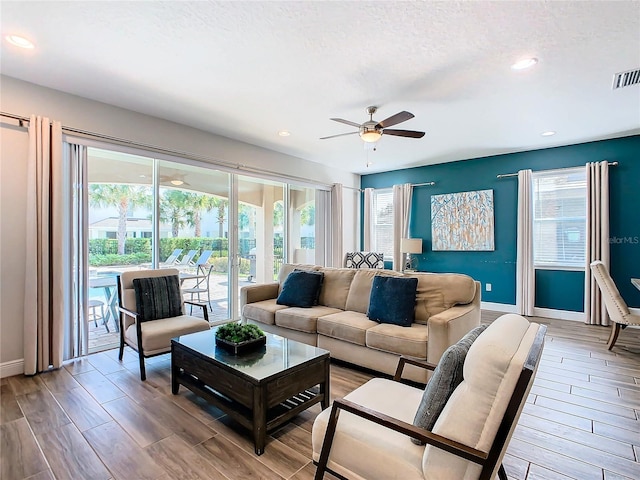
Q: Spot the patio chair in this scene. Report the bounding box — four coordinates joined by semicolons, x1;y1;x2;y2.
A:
160;248;183;266
88;299;109;332
313;314;546;480
189;250;213;270
183;264;214;312
117;268;210;380
174;249;198;269
140;248;183;269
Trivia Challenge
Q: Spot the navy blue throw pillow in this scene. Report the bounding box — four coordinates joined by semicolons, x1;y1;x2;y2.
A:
133;275;183;321
367;276;418;326
276;270;324;308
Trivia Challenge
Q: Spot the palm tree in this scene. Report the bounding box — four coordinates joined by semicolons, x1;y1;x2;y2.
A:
300;204;315;226
89;184;149;255
160;190;193;237
212;197;228;238
190;194;218;238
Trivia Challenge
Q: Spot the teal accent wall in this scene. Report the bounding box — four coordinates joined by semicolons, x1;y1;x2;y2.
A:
361;135;640;310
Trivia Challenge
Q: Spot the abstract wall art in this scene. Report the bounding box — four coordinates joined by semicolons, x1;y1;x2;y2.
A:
431;189;495;251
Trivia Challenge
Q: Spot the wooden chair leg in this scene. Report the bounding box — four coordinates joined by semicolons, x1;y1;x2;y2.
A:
138;352;147;381
607;323;622;350
498;464;508;480
118;339;125;361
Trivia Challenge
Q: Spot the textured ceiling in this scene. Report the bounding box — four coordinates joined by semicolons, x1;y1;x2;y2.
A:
2;1;639;174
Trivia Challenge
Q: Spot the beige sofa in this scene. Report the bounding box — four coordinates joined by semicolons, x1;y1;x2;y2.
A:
240;264;480;382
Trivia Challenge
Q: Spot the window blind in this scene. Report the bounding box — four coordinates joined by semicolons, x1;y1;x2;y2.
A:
532;167;586;268
373;189;394;259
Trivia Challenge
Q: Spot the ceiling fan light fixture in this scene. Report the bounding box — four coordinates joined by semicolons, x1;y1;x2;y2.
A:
360;131;382;143
360;124;382;143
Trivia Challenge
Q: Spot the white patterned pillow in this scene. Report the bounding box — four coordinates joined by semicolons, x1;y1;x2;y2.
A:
345;252;384;269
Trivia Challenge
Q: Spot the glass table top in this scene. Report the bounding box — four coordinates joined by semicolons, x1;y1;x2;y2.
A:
173;327;329;381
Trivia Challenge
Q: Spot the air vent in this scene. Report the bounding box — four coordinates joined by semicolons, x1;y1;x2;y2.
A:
612;68;640;89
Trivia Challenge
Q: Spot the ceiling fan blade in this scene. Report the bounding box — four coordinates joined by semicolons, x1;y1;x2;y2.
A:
319;132;359;140
376;111;414;128
382;129;425;138
330;118;361;128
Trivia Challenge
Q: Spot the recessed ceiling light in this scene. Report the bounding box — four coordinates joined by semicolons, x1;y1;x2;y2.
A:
541;131;556;137
278;130;290;137
511;58;538;70
170;179;184;186
5;35;35;49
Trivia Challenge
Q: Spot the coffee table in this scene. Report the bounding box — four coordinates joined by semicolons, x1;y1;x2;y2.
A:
171;328;330;455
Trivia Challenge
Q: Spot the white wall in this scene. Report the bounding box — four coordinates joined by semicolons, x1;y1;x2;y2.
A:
0;75;360;372
0;123;29;369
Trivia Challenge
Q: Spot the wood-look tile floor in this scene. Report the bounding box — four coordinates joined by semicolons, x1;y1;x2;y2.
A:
1;312;639;480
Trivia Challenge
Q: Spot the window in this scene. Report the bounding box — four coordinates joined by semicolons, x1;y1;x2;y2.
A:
532;167;586;269
372;188;394;259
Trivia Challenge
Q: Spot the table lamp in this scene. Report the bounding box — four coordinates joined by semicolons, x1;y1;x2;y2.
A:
400;238;422;271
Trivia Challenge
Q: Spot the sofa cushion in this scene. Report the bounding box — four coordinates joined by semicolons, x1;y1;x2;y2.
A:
242;299;288;325
275;306;342;334
277;270;324;308
345;269;403;314
317;311;379;346
411;325;487;444
317;268;356;310
124;314;210;354
367;276;418;327
133;275;183;321
411;273;477;324
366;323;429;359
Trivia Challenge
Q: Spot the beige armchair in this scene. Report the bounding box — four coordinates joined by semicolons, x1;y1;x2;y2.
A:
312;314;546;480
590;260;640;350
117;268;210;380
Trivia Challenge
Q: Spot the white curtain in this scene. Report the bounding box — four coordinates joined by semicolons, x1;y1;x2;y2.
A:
330;183;343;267
585;161;610;326
363;187;374;251
392;183;413;271
315;189;331;266
24;115;64;374
515;169;535;316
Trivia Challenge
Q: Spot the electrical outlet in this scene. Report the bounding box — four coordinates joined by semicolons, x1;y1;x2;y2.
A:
486;283;492;292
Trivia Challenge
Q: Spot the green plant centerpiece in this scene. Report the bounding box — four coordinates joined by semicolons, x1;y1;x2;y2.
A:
215;323;266;355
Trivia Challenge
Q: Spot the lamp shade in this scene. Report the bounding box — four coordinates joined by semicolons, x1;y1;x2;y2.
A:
400;238;422;254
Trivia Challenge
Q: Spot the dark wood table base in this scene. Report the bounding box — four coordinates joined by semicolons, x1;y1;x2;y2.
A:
172;342;329;455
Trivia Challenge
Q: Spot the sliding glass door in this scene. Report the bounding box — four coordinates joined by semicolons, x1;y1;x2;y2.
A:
87;149;154;352
234;175;285;318
76;144;328;354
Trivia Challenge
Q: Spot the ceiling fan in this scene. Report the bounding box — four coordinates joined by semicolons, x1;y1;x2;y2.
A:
320;106;425;143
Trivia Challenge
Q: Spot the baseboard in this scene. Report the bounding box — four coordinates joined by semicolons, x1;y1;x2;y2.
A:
532;307;585;322
481;302;586;322
481;302;518;313
1;359;24;378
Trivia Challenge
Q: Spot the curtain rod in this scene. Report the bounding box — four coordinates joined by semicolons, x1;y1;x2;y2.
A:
497;161;618;178
1;111;337;189
353;181;436;192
